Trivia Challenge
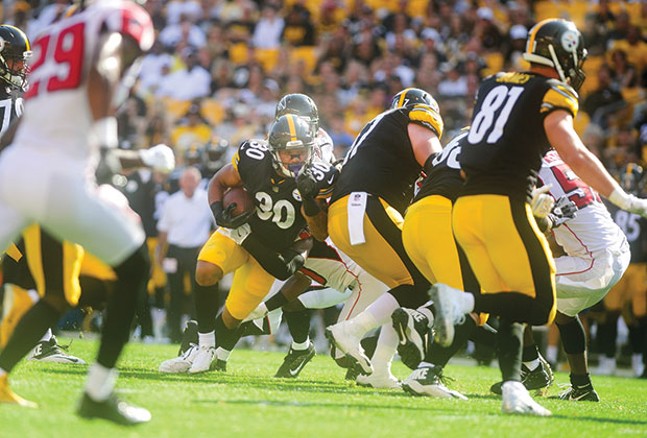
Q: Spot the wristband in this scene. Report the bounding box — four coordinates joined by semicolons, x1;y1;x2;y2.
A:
609;187;632;211
93;117;118;149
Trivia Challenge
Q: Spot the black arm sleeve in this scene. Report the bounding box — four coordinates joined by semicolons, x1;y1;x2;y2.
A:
241;235;305;280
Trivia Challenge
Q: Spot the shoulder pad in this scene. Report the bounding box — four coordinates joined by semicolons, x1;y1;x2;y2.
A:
541;79;579;118
408;103;444;139
103;2;155;52
233;139;269;171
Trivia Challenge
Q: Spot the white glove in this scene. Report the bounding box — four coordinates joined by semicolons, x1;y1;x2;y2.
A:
228;223;252;245
530;184;554;219
140;144;175;173
609;188;647;217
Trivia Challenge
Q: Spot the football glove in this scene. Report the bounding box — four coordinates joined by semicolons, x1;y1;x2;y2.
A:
530;184;554;219
548;196;578;228
140;144;176;174
296;167;318;199
215;203;254;229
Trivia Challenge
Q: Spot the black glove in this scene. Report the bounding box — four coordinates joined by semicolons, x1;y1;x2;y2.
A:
547;196;578;228
296;167;318;199
212;201;254;229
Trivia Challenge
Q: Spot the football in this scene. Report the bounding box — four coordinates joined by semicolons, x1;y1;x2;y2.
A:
223;186;255;217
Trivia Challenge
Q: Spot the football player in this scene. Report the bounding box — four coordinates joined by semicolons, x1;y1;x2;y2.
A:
0;0;159;424
429;19;647;416
159;114;339;374
324;88;444;376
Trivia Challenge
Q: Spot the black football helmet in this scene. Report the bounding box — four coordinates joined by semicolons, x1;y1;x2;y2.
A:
620;163;644;195
275;93;319;135
268;114;315;178
0;25;31;91
523;19;587;91
390;87;439;111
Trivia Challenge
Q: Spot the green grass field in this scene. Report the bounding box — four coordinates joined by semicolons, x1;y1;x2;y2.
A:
1;337;646;437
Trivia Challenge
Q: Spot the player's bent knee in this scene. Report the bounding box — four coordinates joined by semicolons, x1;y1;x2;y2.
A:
195;261;223;286
222;306;241;329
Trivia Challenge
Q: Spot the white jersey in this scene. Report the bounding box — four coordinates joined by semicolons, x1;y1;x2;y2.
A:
316;128;336;164
302;238;364;292
539;150;627;257
15;0;154;161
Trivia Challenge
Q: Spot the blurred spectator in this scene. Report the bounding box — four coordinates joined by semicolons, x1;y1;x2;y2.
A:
326;113;354;157
251;4;284;50
503;24;527;70
156;48;211;101
582;64;627;131
158;14;207;49
138;41;174;97
165;0;203;25
117;94;147;150
281;0;316;47
610;49;638;89
170;104;213;161
156;166;213;343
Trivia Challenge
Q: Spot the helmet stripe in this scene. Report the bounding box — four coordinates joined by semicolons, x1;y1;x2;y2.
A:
286;114;298;142
398;88;412;108
4;25;30;51
526;18;553;56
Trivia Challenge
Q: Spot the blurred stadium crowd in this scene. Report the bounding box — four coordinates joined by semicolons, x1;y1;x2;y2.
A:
2;0;647;377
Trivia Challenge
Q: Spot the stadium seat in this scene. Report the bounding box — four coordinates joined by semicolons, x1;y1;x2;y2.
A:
254;48;280;73
163;98;191;123
290;46;319;76
482;52;504;76
201;99;225;125
229;42;250;66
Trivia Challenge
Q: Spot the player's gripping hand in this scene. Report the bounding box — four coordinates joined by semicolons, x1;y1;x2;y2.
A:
215;203;254;229
547;196;578;228
530;184;555;219
296;167;318;199
610;188;647;217
140;144;176;173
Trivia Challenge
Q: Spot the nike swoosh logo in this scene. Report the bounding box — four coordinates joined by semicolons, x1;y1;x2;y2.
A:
327;175;335;185
289;361;307;376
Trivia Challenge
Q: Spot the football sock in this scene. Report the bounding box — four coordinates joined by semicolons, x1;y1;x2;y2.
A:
522;344;540;371
497;320;524;382
214;314;242;352
291;339;310;351
426;316;476;367
364;293;399;327
546;345;558;365
596;311;619;358
285;309;311;344
0;300;60;373
265;292;288;312
628;317;646;354
570;372;592;387
199;331;216;348
85;363;118;402
193;283;219;333
99;244;148;369
557;316;586;355
371;324;398;375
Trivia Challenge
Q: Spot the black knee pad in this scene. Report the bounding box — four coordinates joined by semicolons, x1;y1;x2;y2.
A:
389;284;427;308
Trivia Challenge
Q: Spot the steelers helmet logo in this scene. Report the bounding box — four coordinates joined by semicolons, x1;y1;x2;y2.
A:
561;30;579;52
0;38;5;52
293;188;302;201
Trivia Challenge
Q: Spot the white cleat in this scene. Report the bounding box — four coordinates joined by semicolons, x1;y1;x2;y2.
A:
325;322;373;375
159;344;199;373
631;354;645;377
428;284;467;348
501;381;552;416
356;372;401;389
188;345;217;374
402;366;468;400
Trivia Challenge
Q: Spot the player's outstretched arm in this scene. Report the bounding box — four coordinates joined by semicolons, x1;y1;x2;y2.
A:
546;110;647;216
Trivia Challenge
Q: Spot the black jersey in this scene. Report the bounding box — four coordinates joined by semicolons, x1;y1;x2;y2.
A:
414;131;467;203
459;72;579;200
607;203;647;263
0;86;23;136
233;139;338;251
331;104;443;214
122;169;165;237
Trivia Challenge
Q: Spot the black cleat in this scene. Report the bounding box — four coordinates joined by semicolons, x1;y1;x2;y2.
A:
558;384;600;402
77;392;151;425
274;342;316;378
392;308;432;370
491;356;554;395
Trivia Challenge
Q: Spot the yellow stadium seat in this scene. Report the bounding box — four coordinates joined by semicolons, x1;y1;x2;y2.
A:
579;55;604;97
290;46;319;76
482;52;504;76
229;42;250;65
201;99;225;125
254;48;280;73
573;110;590;138
621;87;644;106
163;98;191;122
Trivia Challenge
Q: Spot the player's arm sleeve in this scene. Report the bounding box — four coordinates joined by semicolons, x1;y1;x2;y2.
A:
408;104;444;139
540;80;579;118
